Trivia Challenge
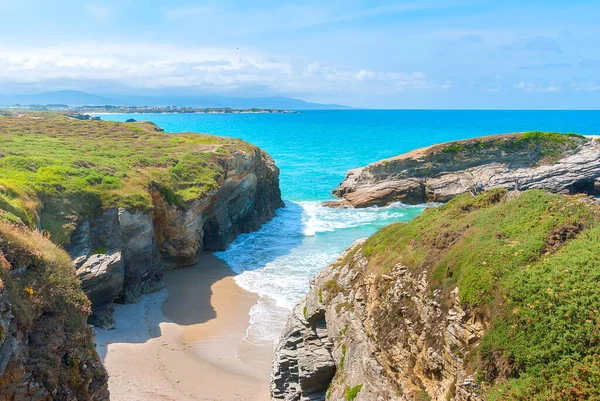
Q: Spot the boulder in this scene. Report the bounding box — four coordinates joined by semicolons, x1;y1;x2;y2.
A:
76;253;124;329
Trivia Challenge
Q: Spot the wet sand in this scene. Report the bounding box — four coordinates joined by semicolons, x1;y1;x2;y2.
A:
95;253;272;401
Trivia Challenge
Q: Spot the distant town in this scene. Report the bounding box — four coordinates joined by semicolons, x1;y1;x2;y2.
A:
0;104;296;114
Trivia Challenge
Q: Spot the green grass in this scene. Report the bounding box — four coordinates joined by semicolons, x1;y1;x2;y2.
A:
359;189;600;399
0;221;90;323
440;131;585;161
415;390;432;401
345;384;363;400
0;220;106;396
0;113;256;244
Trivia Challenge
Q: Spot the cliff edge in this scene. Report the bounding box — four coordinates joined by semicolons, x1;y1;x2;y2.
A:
273;189;600;401
328;132;599;208
0;113;283;328
0;219;108;401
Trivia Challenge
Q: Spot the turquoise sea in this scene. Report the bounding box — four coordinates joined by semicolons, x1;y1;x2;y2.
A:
99;110;600;342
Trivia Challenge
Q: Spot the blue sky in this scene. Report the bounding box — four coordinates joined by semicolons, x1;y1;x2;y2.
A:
1;0;599;108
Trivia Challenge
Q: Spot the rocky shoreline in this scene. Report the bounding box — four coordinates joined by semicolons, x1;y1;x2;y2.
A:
273;132;600;401
326;132;600;208
272;189;600;401
271;239;484;401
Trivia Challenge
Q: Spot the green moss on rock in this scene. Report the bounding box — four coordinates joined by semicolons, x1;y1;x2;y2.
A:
345;384;363;400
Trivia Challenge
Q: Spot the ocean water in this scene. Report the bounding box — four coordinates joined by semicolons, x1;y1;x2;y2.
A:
99;110;600;343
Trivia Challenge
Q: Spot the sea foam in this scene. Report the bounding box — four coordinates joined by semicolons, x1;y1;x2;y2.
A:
215;200;424;343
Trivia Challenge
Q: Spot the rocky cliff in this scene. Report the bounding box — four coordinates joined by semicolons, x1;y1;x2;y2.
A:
273;190;600;401
0;219;108;401
327;132;599;208
0;113;282;400
67;146;282;328
0;113;283;328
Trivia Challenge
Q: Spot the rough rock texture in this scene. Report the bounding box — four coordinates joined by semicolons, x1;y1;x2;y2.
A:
76;253;123;329
68;147;283;328
271;303;336;401
67;208;162;326
0;223;109;401
272;241;485;401
152;147;283;267
328;133;599;207
118;209;163;303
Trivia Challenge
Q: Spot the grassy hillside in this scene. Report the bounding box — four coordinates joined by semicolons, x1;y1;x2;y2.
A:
0;220;107;398
0;113;254;244
361;189;600;400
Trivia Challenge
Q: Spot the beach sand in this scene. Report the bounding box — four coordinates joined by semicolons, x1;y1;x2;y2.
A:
95;253;273;401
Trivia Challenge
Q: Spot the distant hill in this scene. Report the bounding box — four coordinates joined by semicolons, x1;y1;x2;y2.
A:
0;90;118;106
0;90;352;110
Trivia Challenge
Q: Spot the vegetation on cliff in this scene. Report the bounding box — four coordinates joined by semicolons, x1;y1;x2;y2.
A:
359;189;600;400
440;131;585;162
0;113;256;244
330;130;595;208
0;220;107;399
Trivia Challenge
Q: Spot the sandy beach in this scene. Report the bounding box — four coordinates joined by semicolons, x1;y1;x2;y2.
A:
95;253;273;401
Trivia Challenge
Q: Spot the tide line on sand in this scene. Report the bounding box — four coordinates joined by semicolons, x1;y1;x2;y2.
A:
94;253;272;401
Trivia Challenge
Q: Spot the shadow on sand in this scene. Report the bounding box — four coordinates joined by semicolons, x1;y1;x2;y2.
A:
94;202;305;361
161;253;236;325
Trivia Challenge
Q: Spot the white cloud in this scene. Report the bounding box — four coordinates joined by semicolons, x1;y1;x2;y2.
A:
0;42;447;96
570;81;600;92
516;81;562;93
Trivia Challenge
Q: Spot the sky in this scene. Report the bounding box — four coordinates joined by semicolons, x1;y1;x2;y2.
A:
0;0;599;109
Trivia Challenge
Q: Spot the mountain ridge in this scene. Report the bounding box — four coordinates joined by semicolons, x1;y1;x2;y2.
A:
0;90;352;110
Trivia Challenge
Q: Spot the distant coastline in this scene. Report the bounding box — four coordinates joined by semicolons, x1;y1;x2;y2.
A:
79;105;297;114
1;104;297;114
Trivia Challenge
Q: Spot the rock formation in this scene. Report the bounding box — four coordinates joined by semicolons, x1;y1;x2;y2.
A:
0;222;109;401
273;241;486;401
274;190;600;401
68;147;283;328
0;113;283;329
327;132;599;208
0;112;284;399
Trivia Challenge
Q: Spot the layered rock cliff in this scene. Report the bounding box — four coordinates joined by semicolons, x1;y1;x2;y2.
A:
328;132;599;208
0;113;283;399
0;220;108;401
0;113;283;328
273;190;600;401
67;147;282;327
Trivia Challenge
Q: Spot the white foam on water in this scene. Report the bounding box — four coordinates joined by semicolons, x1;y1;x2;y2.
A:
215;200;426;343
